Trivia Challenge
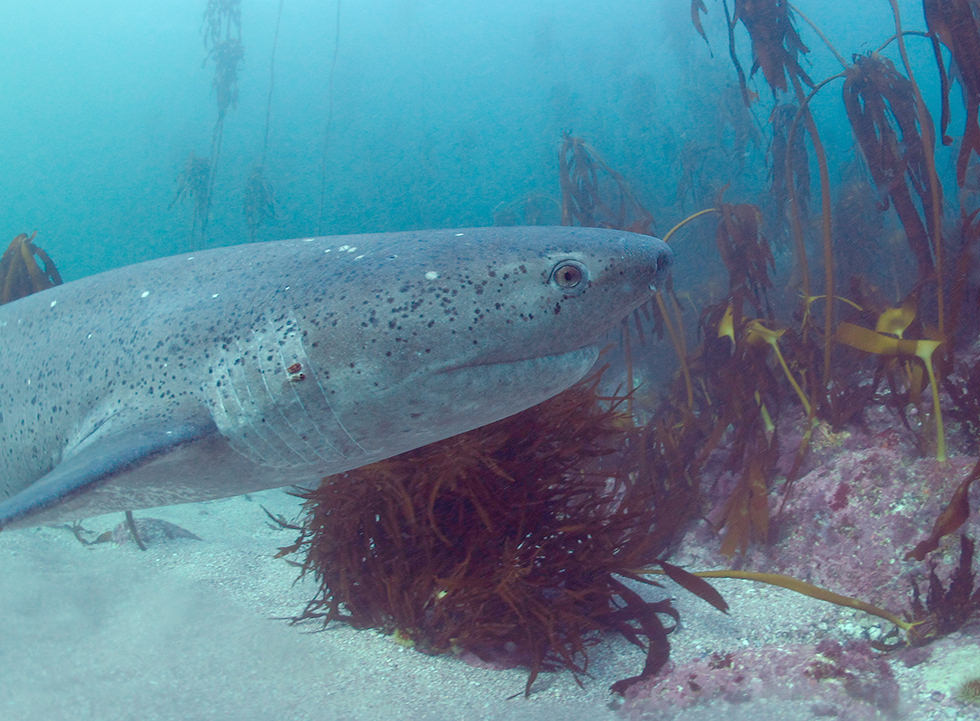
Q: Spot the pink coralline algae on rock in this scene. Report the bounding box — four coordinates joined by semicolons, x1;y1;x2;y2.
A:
619;639;898;721
628;392;980;718
683;417;980;613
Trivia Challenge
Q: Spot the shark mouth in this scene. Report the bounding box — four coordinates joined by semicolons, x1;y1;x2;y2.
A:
439;343;601;375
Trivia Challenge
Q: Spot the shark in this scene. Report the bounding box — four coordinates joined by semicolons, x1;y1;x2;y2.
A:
0;226;671;530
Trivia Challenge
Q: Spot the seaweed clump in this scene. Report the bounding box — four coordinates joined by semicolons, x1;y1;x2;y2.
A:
282;374;705;696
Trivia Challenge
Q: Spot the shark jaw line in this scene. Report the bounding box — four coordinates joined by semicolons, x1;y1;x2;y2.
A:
438;343;601;376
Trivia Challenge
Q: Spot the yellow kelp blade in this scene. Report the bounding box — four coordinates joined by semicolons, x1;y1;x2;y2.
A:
836;323;945;461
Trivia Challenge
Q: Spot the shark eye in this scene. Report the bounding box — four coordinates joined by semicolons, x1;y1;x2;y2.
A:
550;260;588;293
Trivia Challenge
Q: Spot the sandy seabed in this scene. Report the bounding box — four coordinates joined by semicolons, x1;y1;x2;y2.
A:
1;487;977;721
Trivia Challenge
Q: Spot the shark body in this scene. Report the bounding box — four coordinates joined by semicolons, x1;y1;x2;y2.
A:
0;226;671;529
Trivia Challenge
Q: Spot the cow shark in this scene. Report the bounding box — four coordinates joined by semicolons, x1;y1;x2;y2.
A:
0;226;671;530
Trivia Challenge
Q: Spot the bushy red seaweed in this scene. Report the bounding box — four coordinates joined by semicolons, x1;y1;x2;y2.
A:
282;374;705;696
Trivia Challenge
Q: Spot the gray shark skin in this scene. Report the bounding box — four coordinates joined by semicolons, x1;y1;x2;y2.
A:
0;226;671;530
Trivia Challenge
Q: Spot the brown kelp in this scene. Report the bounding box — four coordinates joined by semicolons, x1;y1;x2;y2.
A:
691;0;710;48
714;202;775;319
904;534;980;644
712;0;839;379
243;0;284;241
172;0;244;235
243;165;276;241
908;460;980;561
835;308;947;460
170;152;212;235
689;206;795;554
842;53;941;284
673;138;717;213
558;133;655;235
283;374;715;696
624;201;804;556
0;232;62;304
923;0;980;188
202;0;243;227
768;103;810;225
725;0;813;104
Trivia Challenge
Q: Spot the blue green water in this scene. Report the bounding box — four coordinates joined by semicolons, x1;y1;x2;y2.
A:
1;0;940;281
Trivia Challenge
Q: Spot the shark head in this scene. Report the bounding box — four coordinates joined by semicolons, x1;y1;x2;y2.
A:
275;225;672;461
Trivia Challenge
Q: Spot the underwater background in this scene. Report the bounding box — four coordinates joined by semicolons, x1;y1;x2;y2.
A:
4;1;980;720
0;0;934;278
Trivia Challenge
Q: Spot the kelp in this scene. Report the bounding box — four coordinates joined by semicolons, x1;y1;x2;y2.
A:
202;0;243;121
0;232;63;304
659;2;980;579
628;202;791;555
173;0;243;236
716;0;840;377
558;134;665;407
673;138;717;213
644;199;954;556
202;0;242;216
904;535;980;645
666;558;980;655
170;152;212;234
691;0;710;49
724;0;813;104
944;209;980;345
768;103;810;223
206;35;244;122
843;53;942;283
714;202;775;319
924;0;980;187
907;462;980;561
243;164;276;241
705;306;802;555
830;168;892;290
719;81;765;171
242;0;284;242
202;0;241;50
836;310;946;461
644;205;794;556
643;567;916;639
558;134;655;235
283;374;711;696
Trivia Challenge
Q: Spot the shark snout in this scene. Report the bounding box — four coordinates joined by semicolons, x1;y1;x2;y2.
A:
647;237;673;292
615;232;673;296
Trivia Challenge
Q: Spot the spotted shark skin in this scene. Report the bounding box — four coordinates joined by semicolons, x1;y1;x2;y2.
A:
0;226;671;529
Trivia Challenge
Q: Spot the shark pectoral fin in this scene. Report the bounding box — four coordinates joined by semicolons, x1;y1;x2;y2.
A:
0;417;216;529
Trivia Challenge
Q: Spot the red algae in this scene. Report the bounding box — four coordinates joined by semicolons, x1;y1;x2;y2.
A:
689;428;979;613
620;641;898;721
